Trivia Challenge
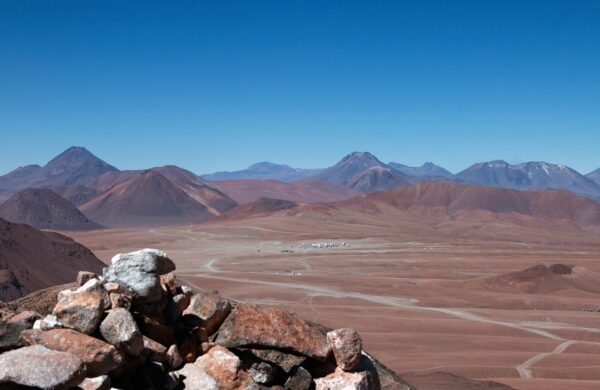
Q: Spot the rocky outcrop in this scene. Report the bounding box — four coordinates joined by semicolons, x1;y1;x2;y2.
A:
0;248;412;389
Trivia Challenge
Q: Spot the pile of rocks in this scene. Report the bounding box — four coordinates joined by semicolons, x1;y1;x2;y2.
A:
0;249;393;390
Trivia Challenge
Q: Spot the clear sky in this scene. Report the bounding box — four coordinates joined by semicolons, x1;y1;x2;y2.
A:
1;0;599;175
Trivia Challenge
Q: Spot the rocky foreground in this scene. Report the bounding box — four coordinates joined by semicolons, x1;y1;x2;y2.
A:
0;249;412;390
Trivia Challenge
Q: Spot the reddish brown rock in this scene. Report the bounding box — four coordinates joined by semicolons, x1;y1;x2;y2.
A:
136;315;176;347
8;310;41;326
183;290;232;334
195;346;251;390
77;278;110;311
178;327;208;363
53;290;104;334
19;328;124;377
0;311;41;352
215;304;331;361
0;345;86;389
160;272;178;295
327;328;362;371
109;292;132;310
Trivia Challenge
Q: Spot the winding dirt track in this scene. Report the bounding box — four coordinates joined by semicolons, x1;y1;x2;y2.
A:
71;217;600;388
181;271;600;380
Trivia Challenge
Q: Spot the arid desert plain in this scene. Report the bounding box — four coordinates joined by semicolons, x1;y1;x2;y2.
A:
70;207;600;390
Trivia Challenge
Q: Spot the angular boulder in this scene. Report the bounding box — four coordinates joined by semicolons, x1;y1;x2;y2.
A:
77;278;111;310
143;335;167;364
215;304;331;361
0;345;85;389
314;367;373;390
183;290;232;334
19;328;124;377
327;328;362;371
103;249;175;304
100;308;144;356
53;290;104;334
0;311;41;352
195;346;249;390
284;366;313;390
173;363;218;390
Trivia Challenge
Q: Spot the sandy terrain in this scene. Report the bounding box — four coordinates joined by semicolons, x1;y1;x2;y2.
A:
70;211;600;389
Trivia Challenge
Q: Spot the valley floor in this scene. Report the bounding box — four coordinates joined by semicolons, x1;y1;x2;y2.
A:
70;214;600;389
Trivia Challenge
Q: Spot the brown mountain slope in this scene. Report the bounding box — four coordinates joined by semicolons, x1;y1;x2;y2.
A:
218;182;600;231
211;179;359;204
336;182;600;226
0;218;104;301
88;165;237;217
80;170;223;227
0;188;102;231
45;185;102;206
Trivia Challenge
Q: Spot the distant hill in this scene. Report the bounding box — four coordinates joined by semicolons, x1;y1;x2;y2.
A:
587;168;600;186
466;264;600;294
88;165;237;219
0;217;105;301
0;146;118;195
388;162;453;178
454;160;600;200
203;162;321;182
211;179;359;204
0;188;102;231
344;166;411;192
80;170;236;227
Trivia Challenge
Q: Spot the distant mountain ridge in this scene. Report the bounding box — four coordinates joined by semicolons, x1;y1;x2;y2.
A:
455;160;600;200
587;168;600;185
203;162;320;182
222;181;600;228
388;162;453;178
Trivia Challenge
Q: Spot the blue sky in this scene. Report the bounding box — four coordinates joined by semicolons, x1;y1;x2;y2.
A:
1;0;599;175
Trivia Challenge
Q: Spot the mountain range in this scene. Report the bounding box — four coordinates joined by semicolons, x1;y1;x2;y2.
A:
203;162;320;182
455;160;600;199
0;146;118;196
223;181;600;229
0;146;598;229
